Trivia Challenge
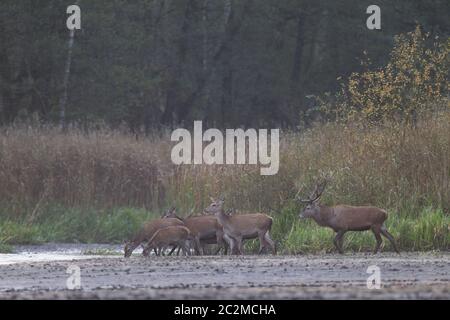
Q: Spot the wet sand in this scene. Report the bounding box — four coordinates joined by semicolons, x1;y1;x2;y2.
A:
0;250;448;299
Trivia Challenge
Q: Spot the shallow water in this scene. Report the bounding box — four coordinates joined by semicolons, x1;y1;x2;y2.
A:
0;253;102;265
0;243;126;265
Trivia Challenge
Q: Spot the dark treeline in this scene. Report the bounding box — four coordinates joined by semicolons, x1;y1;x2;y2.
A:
0;0;449;131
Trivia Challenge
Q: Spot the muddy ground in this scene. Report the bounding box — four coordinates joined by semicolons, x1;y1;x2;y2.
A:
0;249;448;299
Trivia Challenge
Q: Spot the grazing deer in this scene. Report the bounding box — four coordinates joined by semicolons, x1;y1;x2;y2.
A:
163;208;228;255
204;198;276;255
124;212;184;258
297;180;400;254
142;225;194;256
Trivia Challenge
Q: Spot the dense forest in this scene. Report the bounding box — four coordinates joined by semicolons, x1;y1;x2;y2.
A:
0;0;449;131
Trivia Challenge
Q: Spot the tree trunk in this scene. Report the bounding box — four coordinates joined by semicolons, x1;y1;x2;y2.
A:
290;12;305;88
202;0;211;126
59;27;75;130
0;89;4;125
220;0;233;128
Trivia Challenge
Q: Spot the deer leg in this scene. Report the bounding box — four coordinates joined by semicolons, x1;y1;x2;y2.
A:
224;236;231;255
333;236;338;251
142;244;151;257
176;243;184;256
258;231;266;254
223;234;236;255
380;225;400;254
236;236;244;255
227;235;239;255
215;232;226;255
144;242;155;257
186;240;193;256
216;237;229;255
190;236;199;255
214;242;228;255
194;236;203;256
232;243;239;255
191;240;198;255
214;237;224;255
334;231;345;254
179;242;189;256
167;245;177;256
338;231;346;253
187;242;193;256
141;242;148;257
371;226;383;254
202;243;209;255
264;232;277;255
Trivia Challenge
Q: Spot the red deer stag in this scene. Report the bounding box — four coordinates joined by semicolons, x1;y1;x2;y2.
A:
297;180;400;254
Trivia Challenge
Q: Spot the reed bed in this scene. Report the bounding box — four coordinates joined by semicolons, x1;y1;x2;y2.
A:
0;111;449;251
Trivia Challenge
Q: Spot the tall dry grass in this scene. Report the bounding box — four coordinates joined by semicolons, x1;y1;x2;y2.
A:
0;111;449;219
169;111;450;217
0;111;449;250
0;125;171;219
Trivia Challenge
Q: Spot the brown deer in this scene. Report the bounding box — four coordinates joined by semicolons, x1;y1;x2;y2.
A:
204;198;276;255
124;210;184;257
296;180;400;254
142;225;194;256
162;208;228;255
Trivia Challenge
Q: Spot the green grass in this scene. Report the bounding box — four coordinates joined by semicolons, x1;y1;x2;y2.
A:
0;236;13;253
0;204;448;253
0;206;159;245
243;205;449;254
274;206;449;254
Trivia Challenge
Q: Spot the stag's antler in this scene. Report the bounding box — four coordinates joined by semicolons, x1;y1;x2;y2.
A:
297;178;329;203
309;179;328;202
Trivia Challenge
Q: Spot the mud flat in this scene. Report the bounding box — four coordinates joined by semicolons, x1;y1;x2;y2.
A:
0;252;448;299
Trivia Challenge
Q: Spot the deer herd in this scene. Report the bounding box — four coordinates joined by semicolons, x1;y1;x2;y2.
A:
124;180;399;258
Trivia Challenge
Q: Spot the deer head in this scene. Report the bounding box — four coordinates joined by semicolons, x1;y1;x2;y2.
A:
297;179;328;219
204;197;225;215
